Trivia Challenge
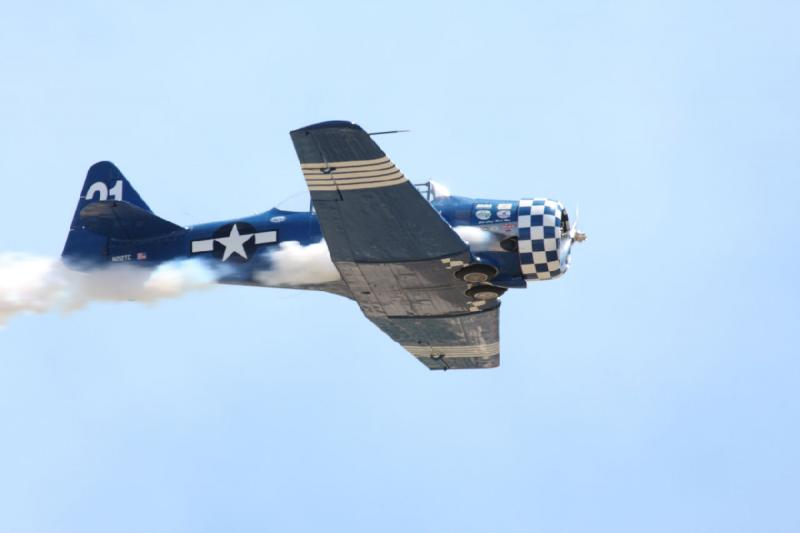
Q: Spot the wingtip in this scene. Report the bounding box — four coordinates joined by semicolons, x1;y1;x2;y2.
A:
291;120;361;134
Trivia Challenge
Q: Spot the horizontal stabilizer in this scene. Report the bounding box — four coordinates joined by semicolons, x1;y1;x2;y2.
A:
79;200;184;240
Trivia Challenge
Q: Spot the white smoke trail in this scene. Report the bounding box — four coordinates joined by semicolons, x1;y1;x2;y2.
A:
2;240;341;325
0;253;218;326
455;225;514;252
454;226;494;247
255;240;341;286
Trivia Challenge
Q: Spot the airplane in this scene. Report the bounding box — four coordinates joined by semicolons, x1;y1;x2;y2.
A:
62;120;585;370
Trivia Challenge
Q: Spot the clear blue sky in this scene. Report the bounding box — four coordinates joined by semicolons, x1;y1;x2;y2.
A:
1;2;798;532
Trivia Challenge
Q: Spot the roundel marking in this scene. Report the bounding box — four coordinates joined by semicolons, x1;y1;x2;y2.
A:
190;223;278;262
212;222;258;262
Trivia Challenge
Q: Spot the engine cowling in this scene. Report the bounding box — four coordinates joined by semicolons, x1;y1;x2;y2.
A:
517;198;572;281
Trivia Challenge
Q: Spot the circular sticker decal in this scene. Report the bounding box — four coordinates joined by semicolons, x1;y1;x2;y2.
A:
475;209;492;221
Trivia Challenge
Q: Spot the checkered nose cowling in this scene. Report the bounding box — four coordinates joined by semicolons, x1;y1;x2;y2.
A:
517;198;570;281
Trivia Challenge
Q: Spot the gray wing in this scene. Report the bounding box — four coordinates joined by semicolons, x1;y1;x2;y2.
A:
290;121;500;370
370;309;499;370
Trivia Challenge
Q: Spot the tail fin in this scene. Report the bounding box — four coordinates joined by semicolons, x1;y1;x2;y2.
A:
62;162;153;264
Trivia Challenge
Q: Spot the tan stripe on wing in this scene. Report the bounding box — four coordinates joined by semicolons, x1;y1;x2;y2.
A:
402;342;500;358
305;170;403;186
308;174;407;191
302;157;407;191
300;156;389;170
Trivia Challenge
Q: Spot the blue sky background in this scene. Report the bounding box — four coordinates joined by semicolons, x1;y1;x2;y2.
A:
1;1;798;531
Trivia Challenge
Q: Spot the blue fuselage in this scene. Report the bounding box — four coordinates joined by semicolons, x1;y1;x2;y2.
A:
103;194;528;290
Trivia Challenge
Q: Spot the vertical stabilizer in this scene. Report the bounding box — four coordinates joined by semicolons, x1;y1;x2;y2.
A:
62;162;152;264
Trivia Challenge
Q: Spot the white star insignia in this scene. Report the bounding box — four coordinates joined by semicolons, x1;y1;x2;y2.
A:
215;223;253;261
190;225;278;261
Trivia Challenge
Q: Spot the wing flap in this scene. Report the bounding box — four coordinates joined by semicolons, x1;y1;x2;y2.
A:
370;307;500;370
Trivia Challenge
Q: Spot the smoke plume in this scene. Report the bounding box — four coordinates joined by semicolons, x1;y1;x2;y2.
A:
0;253;217;326
1;240;341;326
454;225;509;252
255;240;341;286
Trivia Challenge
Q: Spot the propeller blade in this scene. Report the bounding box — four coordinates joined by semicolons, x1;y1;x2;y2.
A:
559;205;585;270
569;206;586;243
569;206;580;239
